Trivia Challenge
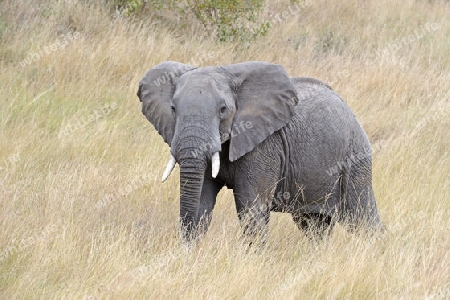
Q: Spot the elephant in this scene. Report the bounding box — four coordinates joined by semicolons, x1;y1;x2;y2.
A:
137;61;383;243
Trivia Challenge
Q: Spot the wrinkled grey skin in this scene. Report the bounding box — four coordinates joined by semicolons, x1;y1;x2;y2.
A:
137;61;383;243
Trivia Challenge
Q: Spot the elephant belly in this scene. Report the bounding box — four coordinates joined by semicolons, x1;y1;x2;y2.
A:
271;173;342;216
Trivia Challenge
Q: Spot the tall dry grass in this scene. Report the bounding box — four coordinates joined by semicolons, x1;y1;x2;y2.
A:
0;0;449;298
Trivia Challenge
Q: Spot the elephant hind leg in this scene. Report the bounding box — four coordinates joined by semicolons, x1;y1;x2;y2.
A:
341;158;384;231
292;213;335;240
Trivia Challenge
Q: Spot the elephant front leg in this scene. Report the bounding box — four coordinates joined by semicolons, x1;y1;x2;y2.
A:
233;188;271;247
196;176;223;237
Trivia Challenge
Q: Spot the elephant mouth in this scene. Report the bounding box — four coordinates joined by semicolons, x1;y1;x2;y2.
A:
161;152;220;182
162;123;222;182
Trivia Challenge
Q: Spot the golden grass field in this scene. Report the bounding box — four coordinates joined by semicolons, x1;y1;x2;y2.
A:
0;0;449;298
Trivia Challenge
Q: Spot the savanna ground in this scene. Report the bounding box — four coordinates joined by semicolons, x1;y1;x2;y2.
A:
0;0;449;298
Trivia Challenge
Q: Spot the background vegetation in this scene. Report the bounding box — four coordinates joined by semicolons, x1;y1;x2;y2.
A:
111;0;269;41
0;0;449;298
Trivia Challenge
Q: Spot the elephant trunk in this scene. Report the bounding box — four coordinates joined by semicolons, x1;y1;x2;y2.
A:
179;155;206;241
175;134;209;242
171;123;221;242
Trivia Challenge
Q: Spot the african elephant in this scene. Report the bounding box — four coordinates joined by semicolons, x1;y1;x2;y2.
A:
137;61;383;243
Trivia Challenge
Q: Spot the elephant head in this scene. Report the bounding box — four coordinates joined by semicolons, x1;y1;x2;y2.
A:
137;61;298;241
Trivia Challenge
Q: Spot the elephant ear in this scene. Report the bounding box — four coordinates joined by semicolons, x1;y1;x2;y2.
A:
221;62;299;161
137;61;196;145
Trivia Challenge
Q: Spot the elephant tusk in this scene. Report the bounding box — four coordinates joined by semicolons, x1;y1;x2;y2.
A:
161;155;176;182
211;152;220;178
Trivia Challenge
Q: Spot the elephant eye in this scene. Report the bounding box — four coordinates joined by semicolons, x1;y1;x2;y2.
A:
171;105;176;114
220;105;227;115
